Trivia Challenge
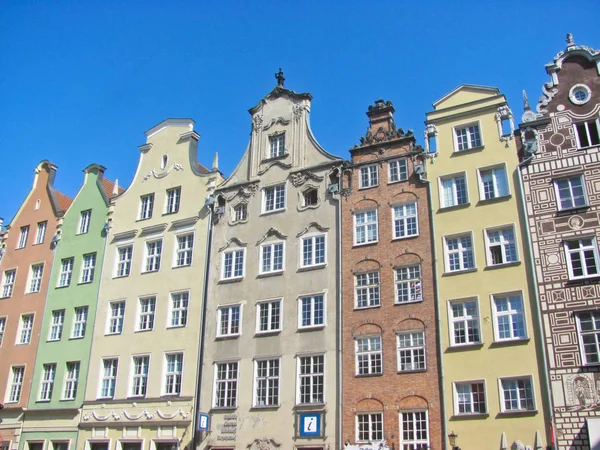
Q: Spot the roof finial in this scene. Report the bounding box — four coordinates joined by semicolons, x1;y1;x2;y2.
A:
212;152;219;171
523;90;531;111
275;68;285;88
566;33;575;48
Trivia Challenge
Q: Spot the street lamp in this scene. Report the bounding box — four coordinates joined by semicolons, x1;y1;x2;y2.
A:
448;431;460;450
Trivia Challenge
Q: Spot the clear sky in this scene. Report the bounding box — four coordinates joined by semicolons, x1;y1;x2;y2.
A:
1;1;598;224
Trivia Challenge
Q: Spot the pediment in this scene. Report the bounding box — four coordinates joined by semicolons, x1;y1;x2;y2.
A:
296;222;329;238
256;227;287;245
433;84;500;109
218;237;247;252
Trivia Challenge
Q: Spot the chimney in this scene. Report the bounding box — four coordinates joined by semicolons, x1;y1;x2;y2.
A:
366;99;396;134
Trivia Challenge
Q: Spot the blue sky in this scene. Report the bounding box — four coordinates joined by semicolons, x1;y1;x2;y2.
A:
1;1;598;224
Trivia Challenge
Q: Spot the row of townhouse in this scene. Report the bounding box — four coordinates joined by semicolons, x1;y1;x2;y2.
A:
0;34;599;450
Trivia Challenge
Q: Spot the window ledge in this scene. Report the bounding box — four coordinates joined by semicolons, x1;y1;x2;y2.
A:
166;325;187;330
446;343;484;352
450;413;489;421
352;240;379;248
210;406;238;412
0;296;12;299
250;405;280;411
136;218;153;223
489;338;530;348
358;185;379;191
354;305;382;311
355;373;383;378
484;261;521;271
162;211;179;217
77;281;93;286
69;336;85;341
566;275;600;284
215;334;240;341
218;277;244;284
141;270;160;275
104;332;122;337
255;330;281;337
297;325;326;332
394;299;423;306
294;403;326;410
388;178;409;185
36;400;51;403
397;368;427;375
392;234;420;241
134;329;153;334
172;264;192;270
262;153;289;163
438;202;470;212
256;271;284;279
443;268;477;277
578;145;600;152
297;264;327;273
557;205;591;215
112;275;130;279
55;285;70;289
476;194;512;205
452;145;485;155
260;209;286;217
46;339;60;343
496;409;538;418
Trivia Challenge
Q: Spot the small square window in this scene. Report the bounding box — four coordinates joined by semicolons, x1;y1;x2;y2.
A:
217;305;241;337
565;238;600;279
262;185;286;213
454;381;486;415
303;189;318;206
222;249;245;280
389;159;408;183
301;234;326;268
233;204;248;222
478;166;509;200
259;242;284;274
356;413;383;443
554;176;588;210
359;165;378;188
440;175;468;208
499;376;535;412
455;123;482;151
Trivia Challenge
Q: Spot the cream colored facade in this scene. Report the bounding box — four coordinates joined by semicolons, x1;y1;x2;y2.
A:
79;119;222;450
198;81;342;450
424;86;550;449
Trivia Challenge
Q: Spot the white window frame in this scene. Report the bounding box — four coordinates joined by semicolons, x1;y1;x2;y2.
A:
98;358;118;399
213;361;239;408
578;311;600;365
453;380;487;415
1;269;16;298
395;265;422;304
18;314;34;344
259;241;285;274
165;187;181;214
256;299;281;334
28;263;44;293
269;133;285;158
300;234;326;268
392;203;419;239
498;375;536;412
253;358;280;407
439;173;469;208
137;297;156;332
217;304;242;337
399;410;429;449
34;221;47;244
554;175;588;210
48;310;65;341
0;316;6;346
355;336;382;376
39;363;56;401
130;355;150;398
174;233;194;267
80;253;96;283
388;159;408;183
574;118;600;149
63;361;80;400
115;245;133;277
485;226;518;266
17;225;29;249
164;352;183;396
355;271;380;309
58;258;74;287
448;298;481;346
221;248;245;280
356;412;384;443
359;164;379;189
453;122;483;151
7;365;25;403
478;165;510;200
107;301;125;335
296;354;325;405
169;291;189;328
444;233;475;273
144;239;162;273
492;292;527;342
233;203;248;222
298;293;325;329
353;210;378;245
262;184;286;213
72;306;88;339
139;194;154;220
79;210;91;234
564;238;600;280
397;331;426;372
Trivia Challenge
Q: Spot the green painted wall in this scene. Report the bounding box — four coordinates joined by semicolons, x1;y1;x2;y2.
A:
27;166;109;411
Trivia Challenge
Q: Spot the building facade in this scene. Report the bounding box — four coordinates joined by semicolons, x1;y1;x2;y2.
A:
19;165;121;450
425;85;550;449
0;161;72;450
198;74;342;450
79;120;221;450
517;35;600;449
340;100;442;449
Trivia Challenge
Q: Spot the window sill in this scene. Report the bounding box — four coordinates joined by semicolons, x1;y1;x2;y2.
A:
557;205;590;215
354;305;381;311
496;409;538;418
452;145;485;155
294;403;326;410
77;281;93;286
136;218;153;223
47;339;60;343
358;184;379;191
262;153;289;163
0;295;12;299
256;271;284;279
134;329;153;333
394;299;423;306
438;202;470;212
484;261;521;271
446;343;484;352
215;334;240;341
141;270;160;275
443;268;477;277
477;194;512;205
36;400;51;403
112;275;131;279
167;325;187;330
255;330;281;337
104;332;123;337
172;263;192;270
33;242;45;246
55;284;70;289
298;325;326;332
566;275;600;283
250;405;280;411
450;413;489;421
352;240;379;248
162;211;180;216
355;373;383;378
210;406;238;412
489;338;530;348
392;234;419;241
260;209;286;217
16;342;31;346
297;264;327;273
76;232;90;236
397;368;427;375
69;336;85;341
388;178;409;185
218;277;244;284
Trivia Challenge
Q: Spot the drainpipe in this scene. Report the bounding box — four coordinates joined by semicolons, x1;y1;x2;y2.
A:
517;166;556;448
334;164;344;450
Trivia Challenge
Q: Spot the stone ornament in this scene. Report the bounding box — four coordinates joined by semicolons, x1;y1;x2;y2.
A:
143;162;184;181
83;407;190;421
289;170;324;187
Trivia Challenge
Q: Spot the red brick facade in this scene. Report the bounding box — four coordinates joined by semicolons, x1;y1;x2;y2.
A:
340;101;442;449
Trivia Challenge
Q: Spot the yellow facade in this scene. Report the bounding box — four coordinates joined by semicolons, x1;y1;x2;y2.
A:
425;86;550;449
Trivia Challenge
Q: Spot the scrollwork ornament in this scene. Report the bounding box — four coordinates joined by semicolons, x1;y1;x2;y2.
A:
252;115;264;133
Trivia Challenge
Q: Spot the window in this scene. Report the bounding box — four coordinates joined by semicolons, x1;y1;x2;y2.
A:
356;336;382;375
400;411;429;449
18;226;29;248
393;203;418;239
7;366;25;403
500;377;535;412
260;242;284;274
486;228;518;265
445;235;475;272
58;258;74;287
303;189;318;206
555;176;587;210
360;165;378;188
479;167;509;200
577;311;600;364
493;294;526;341
269;134;285;158
214;362;238;408
166;187;181;214
144;240;162;272
131;356;150;397
108;301;125;334
299;294;324;328
441;175;468;207
217;305;241;337
99;359;118;398
397;331;426;372
19;314;34;344
455;123;482;151
356;413;383;443
233;204;247;222
297;355;324;405
257;300;281;333
63;361;80;400
34;221;47;244
449;300;481;346
72;306;88;339
395;265;422;304
80;253;96;283
575;119;600;148
0;317;5;346
222;249;245;279
49;310;65;341
565;238;600;279
140;194;154;219
138;297;156;331
170;292;189;328
164;353;183;395
1;269;16;298
389;159;408;183
355;271;380;309
301;234;326;267
263;185;286;213
175;234;193;267
254;359;280;406
354;210;378;245
29;263;44;292
116;245;133;277
79;210;91;234
52;443;68;450
39;363;56;401
455;381;486;415
570;84;591;105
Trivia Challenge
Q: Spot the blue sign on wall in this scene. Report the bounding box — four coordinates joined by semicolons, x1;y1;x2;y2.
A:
198;412;210;431
299;413;321;437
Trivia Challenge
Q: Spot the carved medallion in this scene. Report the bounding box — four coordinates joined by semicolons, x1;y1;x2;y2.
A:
568;215;584;230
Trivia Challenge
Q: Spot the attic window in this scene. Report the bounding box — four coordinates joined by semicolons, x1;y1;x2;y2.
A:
233;204;248;222
269;133;285;158
35;199;41;211
303;189;318;206
569;84;591;105
161;155;168;170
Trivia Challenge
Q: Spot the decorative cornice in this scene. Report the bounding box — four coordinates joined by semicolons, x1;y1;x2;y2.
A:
218;237;247;252
139;223;168;236
256;227;288;245
171;216;199;229
112;230;137;241
82;406;191;422
143;162;184;181
221;183;260;202
246;438;281;450
257;160;293;176
263;117;290;131
288;170;324;187
353;125;414;149
296;222;330;238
